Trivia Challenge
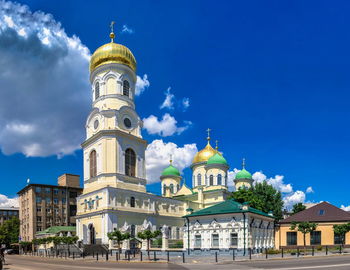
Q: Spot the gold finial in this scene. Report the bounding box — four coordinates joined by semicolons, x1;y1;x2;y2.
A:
170;154;173;165
206;128;211;143
215;140;219;151
242;158;246;169
110;21;115;42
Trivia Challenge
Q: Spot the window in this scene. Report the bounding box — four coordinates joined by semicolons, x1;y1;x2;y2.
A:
176;227;180;239
37;216;42;222
89;150;97;178
217;174;222;185
212;234;219;248
209;175;214;185
53;188;59;195
163;184;166;195
131;224;136;238
310;231;321;245
170;184;174;193
287;232;297;246
123;80;130;97
62;190;66;195
319;209;325;216
195;235;201;248
230;233;238;246
45;188;51;193
95;82;100;100
124;118;132;129
125;148;136;177
70;192;78;198
36;207;41;212
46;197;51;204
130;196;135;208
62;198;66;204
35;187;41;193
53;198;58;204
177;184;180;193
334;233;343;245
36;197;42;203
37;226;42;232
197;174;202;186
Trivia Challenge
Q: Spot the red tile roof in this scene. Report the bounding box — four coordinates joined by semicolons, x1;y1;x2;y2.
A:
280;202;350;224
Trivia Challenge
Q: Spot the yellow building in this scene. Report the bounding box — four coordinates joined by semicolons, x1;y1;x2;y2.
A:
276;202;350;248
75;26;238;248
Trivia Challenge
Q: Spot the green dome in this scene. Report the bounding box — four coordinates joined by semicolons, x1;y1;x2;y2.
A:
235;169;252;180
207;153;228;166
161;165;180;177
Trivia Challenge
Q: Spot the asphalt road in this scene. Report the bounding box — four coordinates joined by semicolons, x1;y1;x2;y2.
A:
4;254;350;270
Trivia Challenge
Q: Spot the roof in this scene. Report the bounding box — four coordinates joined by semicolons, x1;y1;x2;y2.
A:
36;226;76;235
280;201;350;224
0;207;19;211
161;164;180;177
235;169;252;180
184;199;274;218
17;183;82;195
207;153;228;166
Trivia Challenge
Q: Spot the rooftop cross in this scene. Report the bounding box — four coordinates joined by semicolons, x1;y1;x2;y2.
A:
242;158;246;169
169;154;173;165
215;140;219;151
110;21;115;42
206;128;211;142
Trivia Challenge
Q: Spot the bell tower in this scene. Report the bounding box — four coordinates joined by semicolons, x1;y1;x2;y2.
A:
82;23;147;194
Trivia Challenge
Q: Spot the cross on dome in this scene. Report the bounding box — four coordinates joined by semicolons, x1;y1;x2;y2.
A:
110;21;115;42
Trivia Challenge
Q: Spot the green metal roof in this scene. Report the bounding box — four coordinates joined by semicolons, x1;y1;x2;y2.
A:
161;165;180;176
183;199;274;218
207;153;228;166
36;226;76;235
235;169;252;180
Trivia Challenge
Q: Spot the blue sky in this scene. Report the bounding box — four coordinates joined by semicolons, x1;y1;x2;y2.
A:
0;0;349;209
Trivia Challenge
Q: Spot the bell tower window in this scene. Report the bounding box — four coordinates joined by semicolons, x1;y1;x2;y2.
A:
209;175;214;185
95;82;100;100
197;174;202;186
123;80;130;97
125;148;136;177
217;174;222;185
89;150;97;178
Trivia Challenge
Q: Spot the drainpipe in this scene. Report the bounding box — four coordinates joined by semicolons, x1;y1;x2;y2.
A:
243;213;246;256
185;217;190;255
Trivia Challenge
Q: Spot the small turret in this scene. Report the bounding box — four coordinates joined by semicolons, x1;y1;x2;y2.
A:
160;156;182;197
234;158;254;190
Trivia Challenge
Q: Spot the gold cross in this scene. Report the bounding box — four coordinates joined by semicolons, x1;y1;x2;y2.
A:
215;140;219;151
110;21;115;33
206;128;211;141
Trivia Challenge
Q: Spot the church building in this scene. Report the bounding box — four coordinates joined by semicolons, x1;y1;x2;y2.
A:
75;25;274;252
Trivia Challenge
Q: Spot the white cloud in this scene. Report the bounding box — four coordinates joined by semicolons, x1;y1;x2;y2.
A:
341;205;350;211
283;191;306;210
0;194;18;207
143;113;192;137
160;87;175;110
306;186;314;193
121;24;134;34
145;139;197;184
0;0;91;157
227;169;239;191
182;97;190;111
135;74;150;96
252;171;293;193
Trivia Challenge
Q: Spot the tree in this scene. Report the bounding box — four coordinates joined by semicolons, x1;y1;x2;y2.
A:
0;217;20;247
230;181;284;220
137;230;161;256
292;203;306;214
107;229;130;251
333;223;350;245
290;221;318;251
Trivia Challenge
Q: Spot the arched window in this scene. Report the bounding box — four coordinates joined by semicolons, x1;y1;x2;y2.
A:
170;184;174;194
217;174;222;185
125;148;136;177
89;150;97;178
163;184;167;195
131;224;135;238
130;196;135;207
209;175;214;185
177;184;180;193
123;80;130;97
197;174;202;186
95;82;100;100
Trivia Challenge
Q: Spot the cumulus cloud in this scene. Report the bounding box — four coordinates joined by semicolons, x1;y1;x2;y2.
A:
145;139;197;184
252;171;293;193
143;113;192;137
182;97;190;111
0;194;19;207
0;0;91;157
306;186;314;193
121;24;134;34
135;74;150;96
341;205;350;211
283;191;306;210
160;87;174;110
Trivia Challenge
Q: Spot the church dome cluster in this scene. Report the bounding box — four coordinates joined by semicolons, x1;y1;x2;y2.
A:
90;28;137;73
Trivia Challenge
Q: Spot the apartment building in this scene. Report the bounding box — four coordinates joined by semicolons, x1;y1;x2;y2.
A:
17;174;82;241
0;206;19;225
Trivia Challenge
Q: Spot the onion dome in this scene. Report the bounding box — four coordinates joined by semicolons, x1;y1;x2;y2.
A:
235;158;253;179
90;23;136;73
192;128;216;164
207;153;228;166
161;164;180;177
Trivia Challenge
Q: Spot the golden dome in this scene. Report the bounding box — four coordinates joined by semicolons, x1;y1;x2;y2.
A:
90;38;137;73
192;142;216;164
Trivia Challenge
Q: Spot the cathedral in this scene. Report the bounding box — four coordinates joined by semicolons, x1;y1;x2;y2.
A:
75;26;274;252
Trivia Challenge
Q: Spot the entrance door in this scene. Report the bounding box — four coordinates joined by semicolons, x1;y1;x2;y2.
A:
88;224;96;244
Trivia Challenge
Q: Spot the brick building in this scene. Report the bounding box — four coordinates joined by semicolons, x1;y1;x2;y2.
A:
18;174;82;241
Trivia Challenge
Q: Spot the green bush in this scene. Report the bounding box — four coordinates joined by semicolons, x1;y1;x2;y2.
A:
267;249;281;254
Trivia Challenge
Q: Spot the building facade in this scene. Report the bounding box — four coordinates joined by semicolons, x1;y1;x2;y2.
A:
17;174;82;241
0;206;19;226
75;26;273;251
276;202;350;248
